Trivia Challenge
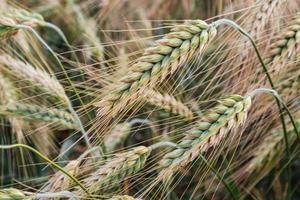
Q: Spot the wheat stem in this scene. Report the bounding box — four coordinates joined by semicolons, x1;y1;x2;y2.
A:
14;24;93;151
0;143;90;195
213;18;294;158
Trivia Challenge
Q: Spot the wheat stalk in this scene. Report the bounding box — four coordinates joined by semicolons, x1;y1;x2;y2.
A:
83;146;151;194
143;89;194;120
158;95;251;181
0;103;78;129
46;160;80;192
245;114;300;173
98;20;217;115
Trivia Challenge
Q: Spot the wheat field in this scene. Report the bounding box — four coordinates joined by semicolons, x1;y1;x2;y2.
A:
0;0;300;199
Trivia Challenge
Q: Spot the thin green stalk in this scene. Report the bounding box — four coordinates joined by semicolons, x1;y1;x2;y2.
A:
0;144;90;195
198;154;240;200
41;22;81;66
213;19;299;149
14;24;97;153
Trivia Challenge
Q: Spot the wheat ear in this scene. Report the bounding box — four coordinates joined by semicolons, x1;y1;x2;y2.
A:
109;195;141;200
265;14;300;65
83;146;151;194
47;160;80;192
250;0;285;39
0;54;69;105
276;70;300;98
0;7;44;39
82;142;176;195
158;95;251;181
0;103;78;129
246;119;300;175
99;20;217;115
143;89;194;120
0;188;31;200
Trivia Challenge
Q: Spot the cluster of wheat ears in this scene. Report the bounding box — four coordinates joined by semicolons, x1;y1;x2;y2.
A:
0;0;300;199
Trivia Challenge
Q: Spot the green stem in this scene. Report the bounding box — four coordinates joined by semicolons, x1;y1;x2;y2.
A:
15;24;95;151
0;144;90;195
41;22;81;65
198;154;240;200
213;19;299;152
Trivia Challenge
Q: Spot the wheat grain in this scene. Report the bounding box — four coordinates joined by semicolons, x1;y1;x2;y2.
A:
158;95;251;181
143;89;194;120
98;20;217;115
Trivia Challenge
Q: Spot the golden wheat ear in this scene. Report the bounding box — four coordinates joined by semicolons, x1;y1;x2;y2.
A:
142;88;194;120
44;160;80;192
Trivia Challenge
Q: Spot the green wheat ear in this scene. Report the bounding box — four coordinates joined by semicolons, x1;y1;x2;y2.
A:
0;188;31;200
82;146;151;194
98;20;217;116
158;95;251;182
109;195;140;200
